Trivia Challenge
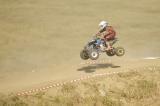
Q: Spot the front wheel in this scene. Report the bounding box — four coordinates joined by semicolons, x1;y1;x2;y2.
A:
115;47;125;56
88;49;99;60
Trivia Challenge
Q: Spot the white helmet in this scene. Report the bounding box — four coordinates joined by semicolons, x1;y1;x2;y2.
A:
99;21;108;30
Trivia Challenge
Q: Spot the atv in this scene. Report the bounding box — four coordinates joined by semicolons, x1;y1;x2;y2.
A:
80;36;125;60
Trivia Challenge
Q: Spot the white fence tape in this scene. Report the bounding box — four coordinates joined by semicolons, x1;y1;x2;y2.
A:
17;70;131;96
16;58;159;96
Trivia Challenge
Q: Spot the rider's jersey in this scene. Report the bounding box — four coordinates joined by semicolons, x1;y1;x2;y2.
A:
99;26;116;41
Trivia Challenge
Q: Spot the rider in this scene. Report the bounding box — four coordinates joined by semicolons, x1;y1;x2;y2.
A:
96;21;116;51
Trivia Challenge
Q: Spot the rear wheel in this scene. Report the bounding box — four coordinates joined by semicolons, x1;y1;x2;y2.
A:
115;47;125;56
89;49;99;60
80;50;89;60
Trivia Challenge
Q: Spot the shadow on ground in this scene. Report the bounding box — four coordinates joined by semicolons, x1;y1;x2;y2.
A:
77;63;120;73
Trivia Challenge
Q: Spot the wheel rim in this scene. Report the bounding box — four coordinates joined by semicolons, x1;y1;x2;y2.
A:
84;54;88;58
91;52;98;58
117;49;124;55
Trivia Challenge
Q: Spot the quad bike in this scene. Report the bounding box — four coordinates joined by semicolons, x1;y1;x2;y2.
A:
80;36;125;60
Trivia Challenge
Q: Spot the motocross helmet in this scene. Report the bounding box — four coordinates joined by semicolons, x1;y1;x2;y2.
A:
99;21;108;30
